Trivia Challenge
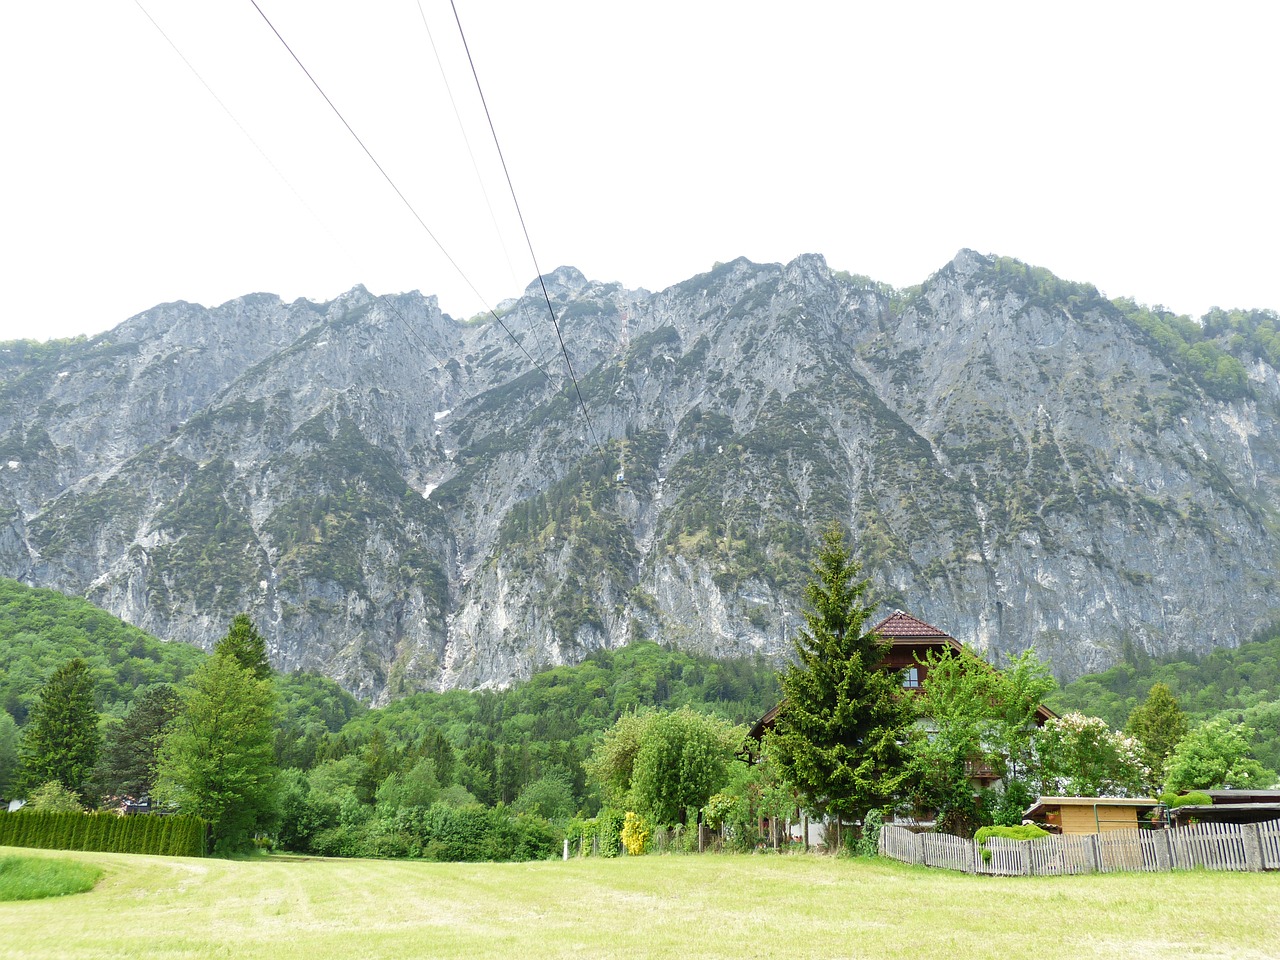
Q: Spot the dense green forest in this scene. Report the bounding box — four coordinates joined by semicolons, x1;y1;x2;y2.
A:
0;579;779;824
0;578;204;724
1052;628;1280;771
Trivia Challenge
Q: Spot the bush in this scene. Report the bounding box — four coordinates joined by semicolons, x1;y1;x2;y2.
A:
854;809;884;857
595;808;625;858
1159;791;1213;808
621;811;652;856
974;823;1050;863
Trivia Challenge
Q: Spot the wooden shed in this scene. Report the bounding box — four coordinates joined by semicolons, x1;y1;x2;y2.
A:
1024;796;1158;835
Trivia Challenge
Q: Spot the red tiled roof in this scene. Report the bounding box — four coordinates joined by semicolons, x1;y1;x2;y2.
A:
872;610;954;640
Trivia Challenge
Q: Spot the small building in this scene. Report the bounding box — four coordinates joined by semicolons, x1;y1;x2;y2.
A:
1167;789;1280;827
1024;796;1159;834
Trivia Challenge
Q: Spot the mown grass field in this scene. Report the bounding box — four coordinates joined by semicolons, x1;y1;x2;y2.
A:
2;846;1277;959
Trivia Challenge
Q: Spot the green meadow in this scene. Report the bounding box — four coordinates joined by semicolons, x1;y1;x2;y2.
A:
2;847;1277;959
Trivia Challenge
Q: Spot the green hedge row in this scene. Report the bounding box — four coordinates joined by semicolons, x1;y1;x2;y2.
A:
0;810;207;858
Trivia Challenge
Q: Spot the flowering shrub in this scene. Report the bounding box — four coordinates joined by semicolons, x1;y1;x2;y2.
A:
620;811;652;856
1035;712;1148;797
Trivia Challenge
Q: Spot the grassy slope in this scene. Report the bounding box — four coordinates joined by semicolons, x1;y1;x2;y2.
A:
2;847;1277;960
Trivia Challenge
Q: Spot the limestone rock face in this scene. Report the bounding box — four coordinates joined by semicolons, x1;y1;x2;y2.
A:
2;252;1277;702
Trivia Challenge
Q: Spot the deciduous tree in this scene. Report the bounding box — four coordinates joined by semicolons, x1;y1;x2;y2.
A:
1164;717;1274;792
1034;712;1148;797
155;651;280;853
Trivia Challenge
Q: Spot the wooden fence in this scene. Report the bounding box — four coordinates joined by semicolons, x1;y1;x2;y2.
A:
880;818;1280;876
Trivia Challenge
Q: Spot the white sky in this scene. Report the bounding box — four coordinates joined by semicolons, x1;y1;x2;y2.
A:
1;1;1277;343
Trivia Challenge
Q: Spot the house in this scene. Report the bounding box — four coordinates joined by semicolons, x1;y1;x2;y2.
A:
745;610;1056;747
1023;796;1159;834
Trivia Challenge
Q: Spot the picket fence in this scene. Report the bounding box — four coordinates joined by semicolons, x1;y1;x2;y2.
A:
879;818;1280;876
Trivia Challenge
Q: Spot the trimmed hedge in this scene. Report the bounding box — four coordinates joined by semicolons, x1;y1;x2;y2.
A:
1159;791;1213;809
0;810;206;858
974;824;1051;844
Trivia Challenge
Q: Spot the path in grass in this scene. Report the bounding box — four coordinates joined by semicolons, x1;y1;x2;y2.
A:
2;846;1277;960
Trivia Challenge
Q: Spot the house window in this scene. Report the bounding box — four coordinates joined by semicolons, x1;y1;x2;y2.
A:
901;666;920;689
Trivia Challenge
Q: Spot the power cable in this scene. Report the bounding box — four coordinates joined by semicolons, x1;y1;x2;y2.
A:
411;0;558;379
247;0;556;385
447;0;600;448
132;0;473;400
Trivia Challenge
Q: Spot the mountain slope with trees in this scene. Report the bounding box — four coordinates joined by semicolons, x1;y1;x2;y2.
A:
2;252;1278;700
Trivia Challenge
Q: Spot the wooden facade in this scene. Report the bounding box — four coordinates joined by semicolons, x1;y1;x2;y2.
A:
1024;796;1158;835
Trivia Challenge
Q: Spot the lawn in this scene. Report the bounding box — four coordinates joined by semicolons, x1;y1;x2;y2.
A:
1;846;1277;959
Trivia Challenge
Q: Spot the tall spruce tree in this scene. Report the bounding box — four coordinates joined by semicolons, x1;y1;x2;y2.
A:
767;523;913;831
215;613;272;680
17;658;102;801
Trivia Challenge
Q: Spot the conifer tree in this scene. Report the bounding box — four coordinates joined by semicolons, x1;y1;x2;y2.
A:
95;684;182;800
1124;681;1189;789
17;658;101;801
214;613;272;680
767;523;913;831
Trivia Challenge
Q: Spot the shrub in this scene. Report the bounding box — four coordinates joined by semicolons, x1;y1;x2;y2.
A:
974;823;1050;863
621;811;652;856
0;810;206;857
1159;791;1213;808
855;809;884;857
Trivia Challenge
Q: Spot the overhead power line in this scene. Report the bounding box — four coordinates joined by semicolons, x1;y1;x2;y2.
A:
246;0;556;385
447;0;599;448
132;0;474;399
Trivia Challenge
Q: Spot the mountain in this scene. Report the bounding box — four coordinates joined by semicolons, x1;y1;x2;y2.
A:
2;252;1277;702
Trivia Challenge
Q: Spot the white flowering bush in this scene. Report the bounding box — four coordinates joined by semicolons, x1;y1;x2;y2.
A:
1034;712;1149;797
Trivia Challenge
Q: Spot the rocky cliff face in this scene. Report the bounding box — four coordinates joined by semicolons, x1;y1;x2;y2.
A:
2;252;1277;701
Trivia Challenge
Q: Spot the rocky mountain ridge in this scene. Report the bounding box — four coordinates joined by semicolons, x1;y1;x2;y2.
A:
2;251;1277;702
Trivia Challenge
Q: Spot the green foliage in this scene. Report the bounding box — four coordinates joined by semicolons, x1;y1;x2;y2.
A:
1034;712;1148;797
0;710;18;797
1113;298;1251;400
905;647;1054;835
768;523;914;823
512;772;576;821
214;614;271;680
586;708;741;826
94;684;181;801
974;823;1050;845
1158;791;1213;808
1123;682;1188;789
1164;717;1274;792
0;855;102;901
25;781;85;812
156;652;281;854
374;758;441;813
307;802;560;862
0;809;206;857
0;578;202;725
627;709;741;826
17;658;101;800
1053;627;1280;773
